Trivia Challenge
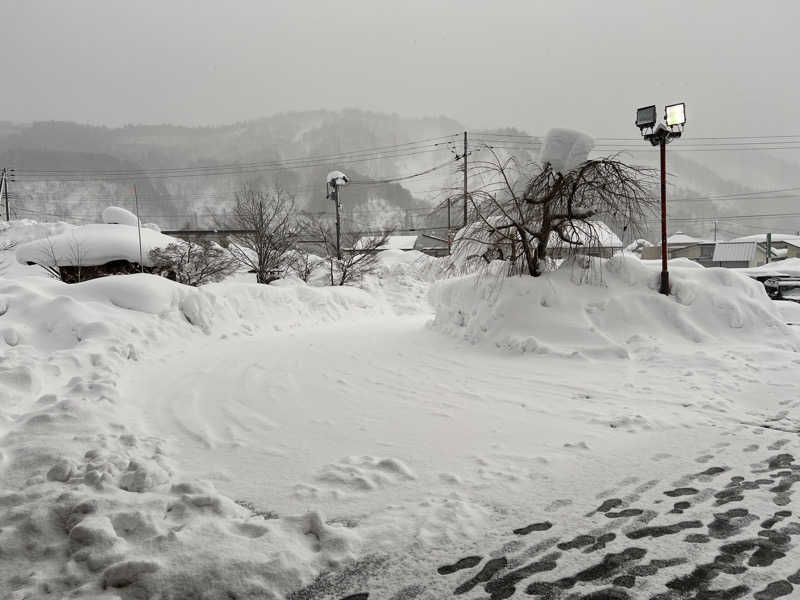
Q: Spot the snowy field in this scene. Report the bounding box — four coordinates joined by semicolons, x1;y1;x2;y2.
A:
2;221;800;600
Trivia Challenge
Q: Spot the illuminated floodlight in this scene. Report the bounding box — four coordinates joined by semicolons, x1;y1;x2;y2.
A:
665;103;686;127
635;105;657;130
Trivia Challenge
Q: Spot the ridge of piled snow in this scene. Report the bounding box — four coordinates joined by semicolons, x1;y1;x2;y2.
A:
430;255;798;359
0;273;389;599
358;249;437;314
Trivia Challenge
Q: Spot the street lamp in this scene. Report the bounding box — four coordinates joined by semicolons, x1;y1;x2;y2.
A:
636;102;686;295
327;171;349;260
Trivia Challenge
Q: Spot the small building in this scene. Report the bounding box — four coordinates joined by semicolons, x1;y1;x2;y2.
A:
352;233;450;257
641;232;715;263
414;234;450;257
711;241;771;269
782;239;800;259
666;242;717;267
352;235;418;252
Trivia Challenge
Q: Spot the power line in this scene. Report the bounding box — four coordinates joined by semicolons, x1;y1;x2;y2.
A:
15;135;460;178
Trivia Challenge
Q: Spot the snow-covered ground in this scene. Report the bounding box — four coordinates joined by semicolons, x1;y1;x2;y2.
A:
2;221;800;600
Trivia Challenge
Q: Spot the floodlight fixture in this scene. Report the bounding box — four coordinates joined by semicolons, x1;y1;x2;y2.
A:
635;105;657;130
665;102;686;127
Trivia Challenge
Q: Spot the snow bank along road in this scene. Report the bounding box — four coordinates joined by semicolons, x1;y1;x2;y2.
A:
119;311;800;600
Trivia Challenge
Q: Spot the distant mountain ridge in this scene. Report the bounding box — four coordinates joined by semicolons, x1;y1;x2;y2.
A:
1;110;799;240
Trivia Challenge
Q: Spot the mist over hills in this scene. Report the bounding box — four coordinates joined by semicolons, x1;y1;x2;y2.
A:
2;109;799;241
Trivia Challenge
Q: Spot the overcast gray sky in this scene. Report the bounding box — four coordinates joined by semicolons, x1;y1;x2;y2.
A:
5;0;799;138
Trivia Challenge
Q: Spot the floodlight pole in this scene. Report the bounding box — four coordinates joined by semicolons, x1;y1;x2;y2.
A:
659;139;669;295
639;115;683;296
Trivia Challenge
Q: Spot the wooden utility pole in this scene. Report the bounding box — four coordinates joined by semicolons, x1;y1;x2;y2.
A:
1;169;10;221
463;131;468;227
133;185;144;273
446;194;451;254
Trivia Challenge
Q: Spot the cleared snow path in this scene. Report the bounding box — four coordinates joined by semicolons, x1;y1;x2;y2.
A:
118;313;800;599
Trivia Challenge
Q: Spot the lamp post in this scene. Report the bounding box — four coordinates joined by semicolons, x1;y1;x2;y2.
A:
636;103;686;295
326;171;349;260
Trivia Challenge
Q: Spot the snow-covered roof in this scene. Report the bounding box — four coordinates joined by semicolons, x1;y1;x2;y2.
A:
548;220;623;248
729;233;800;244
15;224;179;268
667;232;711;246
354;235;418;251
712;241;758;263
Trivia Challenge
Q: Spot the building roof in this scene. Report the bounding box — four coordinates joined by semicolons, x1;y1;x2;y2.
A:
354;235;418;251
548;220;623;248
730;233;800;244
667;232;712;246
712;241;758;263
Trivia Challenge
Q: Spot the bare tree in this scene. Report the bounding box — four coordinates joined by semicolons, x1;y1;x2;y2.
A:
308;216;392;286
225;187;300;284
149;238;239;286
454;146;655;277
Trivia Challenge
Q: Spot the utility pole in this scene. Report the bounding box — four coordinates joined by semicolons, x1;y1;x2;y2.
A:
463;131;468;227
326;171;349;261
766;232;772;264
1;168;12;221
133;185;144;273
713;220;717;242
446;194;451;254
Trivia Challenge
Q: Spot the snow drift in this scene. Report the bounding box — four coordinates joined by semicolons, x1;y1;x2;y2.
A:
430;255;799;359
0;271;391;599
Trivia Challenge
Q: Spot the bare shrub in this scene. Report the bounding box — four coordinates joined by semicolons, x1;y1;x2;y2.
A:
149;238;239;286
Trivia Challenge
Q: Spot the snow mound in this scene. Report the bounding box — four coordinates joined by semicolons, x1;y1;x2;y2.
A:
102;206;139;226
539;128;595;174
0;273;390;599
430;255;798;359
359;249;437;314
15;224;179;267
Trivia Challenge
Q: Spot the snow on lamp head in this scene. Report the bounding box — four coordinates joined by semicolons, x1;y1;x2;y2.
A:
326;171;349;187
539;128;595;175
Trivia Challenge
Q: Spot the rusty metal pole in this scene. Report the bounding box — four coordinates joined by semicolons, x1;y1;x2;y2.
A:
659;138;669;295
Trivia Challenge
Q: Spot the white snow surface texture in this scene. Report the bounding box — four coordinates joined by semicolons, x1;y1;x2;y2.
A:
431;256;798;358
1;220;800;599
15;224;179;267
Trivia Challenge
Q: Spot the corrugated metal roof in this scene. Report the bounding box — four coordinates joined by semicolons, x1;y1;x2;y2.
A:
712;241;757;262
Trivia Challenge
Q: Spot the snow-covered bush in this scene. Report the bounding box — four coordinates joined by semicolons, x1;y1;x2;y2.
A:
149;239;239;286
